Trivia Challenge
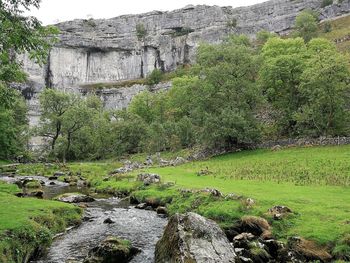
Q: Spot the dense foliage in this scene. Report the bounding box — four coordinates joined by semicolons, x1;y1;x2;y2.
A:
36;33;350;161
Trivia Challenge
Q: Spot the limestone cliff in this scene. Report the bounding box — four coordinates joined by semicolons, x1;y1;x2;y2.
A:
17;0;350;122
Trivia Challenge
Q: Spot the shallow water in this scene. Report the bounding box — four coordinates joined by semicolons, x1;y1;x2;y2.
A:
0;175;167;263
34;198;167;263
0;175;89;199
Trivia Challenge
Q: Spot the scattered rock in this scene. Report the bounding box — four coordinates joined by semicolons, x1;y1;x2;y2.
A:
144;156;153;166
287;236;332;262
110;167;132;174
24;180;43;189
240;216;270;237
159;158;170;166
245;198;255;208
49;176;58;180
53;171;65;177
155;212;236;263
28;190;44;198
55;193;95;203
170;156;187;166
135;203;147;209
103;218;115;224
234;232;255;241
271;145;282;151
145;206;153;211
49;181;56;185
84;236;140;263
156;206;167;215
137;173;160;185
200;187;222;197
225;193;242;200
268;205;292;220
197;167;212;176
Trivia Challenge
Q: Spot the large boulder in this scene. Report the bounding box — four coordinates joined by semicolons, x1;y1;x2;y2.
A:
84;236;140;263
55;193;95;203
155;212;236;263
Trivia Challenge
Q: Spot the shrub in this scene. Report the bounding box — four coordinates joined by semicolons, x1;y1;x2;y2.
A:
136;23;147;40
321;0;333;8
146;69;163;85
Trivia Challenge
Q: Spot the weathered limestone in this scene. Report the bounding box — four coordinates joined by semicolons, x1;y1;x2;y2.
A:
155;212;237;262
14;0;350;138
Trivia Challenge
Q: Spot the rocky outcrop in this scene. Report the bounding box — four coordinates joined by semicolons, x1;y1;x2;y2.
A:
155;212;236;263
20;1;350;90
15;0;350;140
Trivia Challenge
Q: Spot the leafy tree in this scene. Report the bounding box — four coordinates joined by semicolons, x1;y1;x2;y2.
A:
60;101;93;160
255;30;277;48
294;10;318;42
260;37;307;136
295;38;350;136
260;37;350;137
0;0;58;159
0;83;28;159
188;35;262;149
38;89;73;150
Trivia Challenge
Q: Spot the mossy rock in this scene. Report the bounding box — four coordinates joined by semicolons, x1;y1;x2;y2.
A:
84;236;140;263
25;180;42;189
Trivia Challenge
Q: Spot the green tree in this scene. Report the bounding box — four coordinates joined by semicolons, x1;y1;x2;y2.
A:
294;10;318;42
189;35;262;149
295;38;350;136
60;101;93;160
260;37;307;136
255;30;277;48
0;0;58;159
0;83;28;159
38;89;73;151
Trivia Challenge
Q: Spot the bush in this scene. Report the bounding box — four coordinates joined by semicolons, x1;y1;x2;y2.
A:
321;0;333;8
323;21;332;33
136;23;147;40
146;69;163;85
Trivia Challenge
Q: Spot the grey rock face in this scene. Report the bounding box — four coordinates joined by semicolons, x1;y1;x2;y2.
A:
155;212;236;263
16;0;350;136
20;0;350;91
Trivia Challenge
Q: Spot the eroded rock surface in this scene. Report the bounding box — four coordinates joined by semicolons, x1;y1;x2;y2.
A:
155;212;236;263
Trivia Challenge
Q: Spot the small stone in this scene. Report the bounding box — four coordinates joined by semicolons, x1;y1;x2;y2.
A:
54;171;65;177
103;218;115;224
135;203;147;209
234;232;255;241
156;206;167;215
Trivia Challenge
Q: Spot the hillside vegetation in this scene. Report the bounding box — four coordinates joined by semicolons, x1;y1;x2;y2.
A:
320;14;350;52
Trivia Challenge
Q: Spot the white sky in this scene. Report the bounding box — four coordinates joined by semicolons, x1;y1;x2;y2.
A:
27;0;267;25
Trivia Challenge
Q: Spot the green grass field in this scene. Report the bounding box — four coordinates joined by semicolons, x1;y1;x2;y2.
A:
8;144;350;258
0;183;82;262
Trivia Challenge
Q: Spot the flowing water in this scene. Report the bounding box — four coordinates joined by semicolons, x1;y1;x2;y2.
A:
0;175;167;263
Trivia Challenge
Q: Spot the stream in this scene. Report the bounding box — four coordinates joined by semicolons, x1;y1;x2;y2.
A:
0;175;167;263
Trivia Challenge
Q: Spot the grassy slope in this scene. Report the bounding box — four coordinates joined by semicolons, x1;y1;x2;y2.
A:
0;182;82;262
320;14;350;52
142;145;350;244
